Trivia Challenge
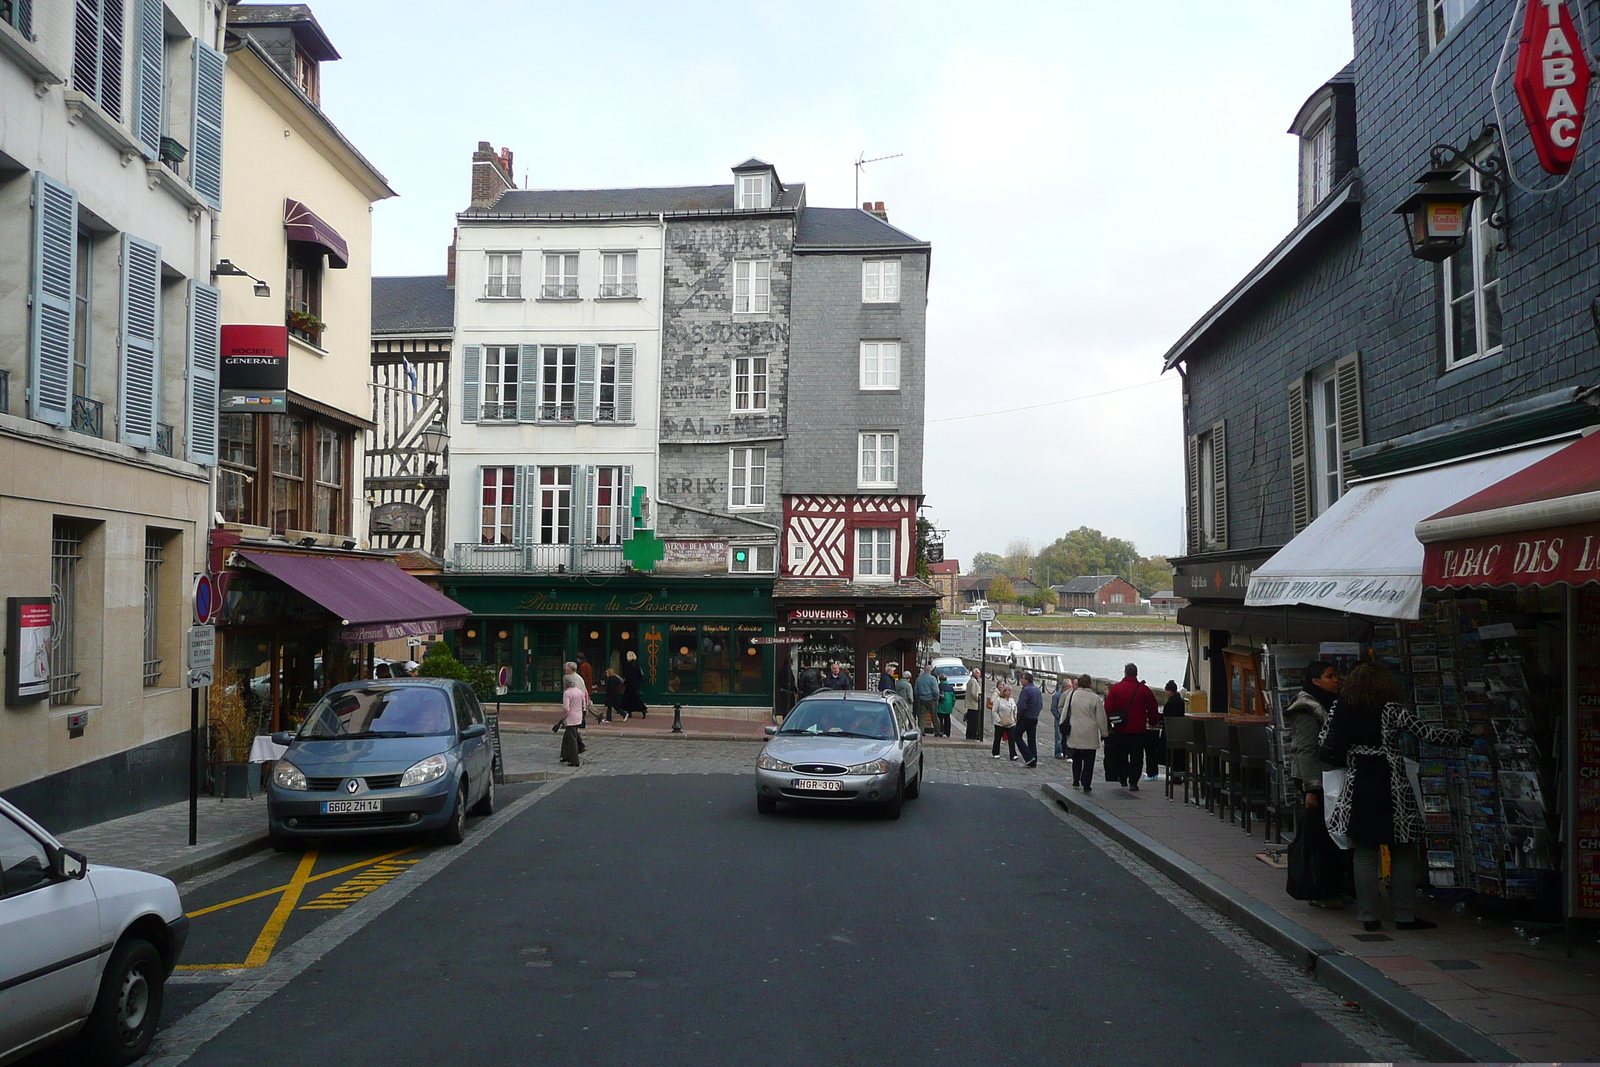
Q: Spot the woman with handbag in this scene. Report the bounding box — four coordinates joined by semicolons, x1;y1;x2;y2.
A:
1062;674;1109;793
1283;661;1347;907
989;682;1019;761
1317;662;1485;931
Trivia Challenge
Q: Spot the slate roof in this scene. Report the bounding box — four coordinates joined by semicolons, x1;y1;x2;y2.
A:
796;207;928;249
228;4;339;59
1055;574;1123;594
466;182;805;218
372;276;453;335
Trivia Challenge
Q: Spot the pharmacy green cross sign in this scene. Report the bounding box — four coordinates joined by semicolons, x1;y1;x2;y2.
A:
622;528;664;571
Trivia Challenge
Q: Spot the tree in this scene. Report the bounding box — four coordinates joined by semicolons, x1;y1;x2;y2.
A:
987;575;1017;605
417;642;496;701
971;552;1006;576
1004;538;1033;578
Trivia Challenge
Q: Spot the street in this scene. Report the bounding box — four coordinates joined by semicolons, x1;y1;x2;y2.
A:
124;749;1412;1067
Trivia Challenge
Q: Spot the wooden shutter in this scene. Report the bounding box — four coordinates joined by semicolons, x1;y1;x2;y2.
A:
1184;433;1200;554
578;465;597;545
1286;378;1311;534
74;0;124;119
14;0;31;39
575;343;598;422
29;173;76;428
119;233;161;448
517;344;539;422
1333;352;1364;494
1210;419;1228;549
185;280;220;464
516;465;537;545
568;464;582;544
615;344;636;423
190;40;225;209
132;0;163;155
621;466;634;540
459;344;480;423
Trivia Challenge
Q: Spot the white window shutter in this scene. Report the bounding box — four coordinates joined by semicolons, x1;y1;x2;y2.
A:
190;40;225;209
579;464;597;544
1333;352;1364;493
518;344;539;422
29;173;76;428
119;233;162;448
1287;379;1311;535
1210;418;1228;550
615;344;635;423
459;344;480;423
517;465;536;545
621;466;634;540
185;280;220;464
133;0;164;155
575;343;598;422
1185;434;1200;553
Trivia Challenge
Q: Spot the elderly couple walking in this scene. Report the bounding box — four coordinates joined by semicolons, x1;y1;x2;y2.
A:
1050;663;1160;793
988;672;1047;766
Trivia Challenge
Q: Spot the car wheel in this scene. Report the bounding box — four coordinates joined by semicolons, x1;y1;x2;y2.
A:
470;774;495;816
80;937;163;1066
438;782;468;845
269;830;301;852
904;758;923;799
882;774;904;819
756;795;777;814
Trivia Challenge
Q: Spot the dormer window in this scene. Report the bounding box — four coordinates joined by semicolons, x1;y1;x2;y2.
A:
295;47;319;103
1289;73;1352;220
1299;109;1333;216
738;173;769;210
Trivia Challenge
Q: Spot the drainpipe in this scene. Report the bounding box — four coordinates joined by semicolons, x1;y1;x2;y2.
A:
656;211;666;508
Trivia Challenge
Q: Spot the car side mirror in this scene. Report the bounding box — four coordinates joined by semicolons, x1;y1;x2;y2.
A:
901;730;919;742
52;847;87;880
270;731;294;747
460;723;488;740
764;725;777;735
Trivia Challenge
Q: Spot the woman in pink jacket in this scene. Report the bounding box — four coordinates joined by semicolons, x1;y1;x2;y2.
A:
559;680;589;766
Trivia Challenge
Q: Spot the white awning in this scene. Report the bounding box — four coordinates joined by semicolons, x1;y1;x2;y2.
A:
1244;442;1567;620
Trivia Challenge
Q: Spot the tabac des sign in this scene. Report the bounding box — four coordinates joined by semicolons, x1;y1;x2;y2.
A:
1514;0;1592;174
6;598;52;706
220;324;289;413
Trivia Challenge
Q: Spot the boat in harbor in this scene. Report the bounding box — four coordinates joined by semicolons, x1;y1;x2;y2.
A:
939;621;1066;676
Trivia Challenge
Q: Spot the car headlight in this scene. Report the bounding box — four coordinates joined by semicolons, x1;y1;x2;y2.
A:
847;759;890;775
272;760;308;791
757;752;791;771
400;753;450;787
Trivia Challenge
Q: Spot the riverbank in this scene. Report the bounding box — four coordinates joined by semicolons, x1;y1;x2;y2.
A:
980;616;1183;635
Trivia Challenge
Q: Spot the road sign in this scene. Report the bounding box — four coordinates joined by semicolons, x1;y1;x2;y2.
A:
750;635;805;645
497;666;511;688
187;667;214;688
186;625;216;670
194;574;215;624
978;608;997;622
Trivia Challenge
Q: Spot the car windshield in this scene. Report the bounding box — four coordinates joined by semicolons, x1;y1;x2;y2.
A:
299;686;455;739
935;665;969;678
778;700;897;740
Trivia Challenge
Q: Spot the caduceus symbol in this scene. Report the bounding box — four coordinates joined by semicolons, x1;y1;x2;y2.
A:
644;626;663;684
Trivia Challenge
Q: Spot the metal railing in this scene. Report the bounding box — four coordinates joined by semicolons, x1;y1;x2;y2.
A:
484;279;522;299
538;403;575;421
539;283;579;299
598;282;638;298
71;395;102;437
155;423;174;456
451;542;627;575
143;533;164;686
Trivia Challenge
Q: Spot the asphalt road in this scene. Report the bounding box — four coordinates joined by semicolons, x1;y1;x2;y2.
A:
163;774;1381;1067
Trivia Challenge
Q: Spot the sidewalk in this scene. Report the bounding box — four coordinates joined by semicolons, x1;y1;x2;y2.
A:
1043;774;1600;1062
497;704;771;740
58;795;269;883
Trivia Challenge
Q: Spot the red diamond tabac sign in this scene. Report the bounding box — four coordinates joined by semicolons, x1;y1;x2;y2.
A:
1514;0;1592;174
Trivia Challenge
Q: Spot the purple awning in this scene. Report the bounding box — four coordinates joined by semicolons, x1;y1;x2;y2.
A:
236;551;467;642
284;198;349;269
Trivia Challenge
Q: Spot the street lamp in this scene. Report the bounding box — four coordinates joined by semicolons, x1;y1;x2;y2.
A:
211;258;272;297
417;419;449;457
1392;131;1508;263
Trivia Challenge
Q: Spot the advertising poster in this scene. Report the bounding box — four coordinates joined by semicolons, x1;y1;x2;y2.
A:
5;597;52;705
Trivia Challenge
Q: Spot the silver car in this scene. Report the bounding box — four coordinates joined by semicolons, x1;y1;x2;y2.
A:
755;691;924;818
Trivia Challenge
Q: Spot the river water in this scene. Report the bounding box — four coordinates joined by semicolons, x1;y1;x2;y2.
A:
1018;632;1190;687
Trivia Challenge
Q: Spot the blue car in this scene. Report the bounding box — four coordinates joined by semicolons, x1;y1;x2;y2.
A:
266;678;495;848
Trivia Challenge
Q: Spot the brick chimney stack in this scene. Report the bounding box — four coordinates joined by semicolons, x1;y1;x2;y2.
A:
862;201;888;221
471;140;516;209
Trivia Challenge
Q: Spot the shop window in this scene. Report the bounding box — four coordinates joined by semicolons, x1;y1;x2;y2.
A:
700;624;731;694
669;624;698;694
734;624;767;694
270;413;304;533
219;413;256;524
313;425;345;534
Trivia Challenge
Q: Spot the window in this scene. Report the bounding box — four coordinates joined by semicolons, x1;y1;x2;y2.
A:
51;519;84;705
598;346;618;421
73;0;125;120
1199;433;1216;545
541;345;577;420
313;425;344;534
593;466;626;544
729;544;775;573
1299;112;1334;217
73;230;92;399
286;243;324;346
219;414;256;524
537;466;572;544
143;530;163;686
294;47;319;104
862;259;900;303
730;447;766;509
1111;592;1125;604
858;432;897;488
790;541;807;564
1429;0;1480;49
733;260;770;314
600;252;637;298
480;466;515;544
481;345;518;420
485;252;522;299
1189;421;1227;550
542;252;579;299
856;527;895;581
270;414;304;533
859;342;900;390
732;356;768;412
1309;369;1341;515
0;814;53;899
738;173;769;209
1442;152;1502;369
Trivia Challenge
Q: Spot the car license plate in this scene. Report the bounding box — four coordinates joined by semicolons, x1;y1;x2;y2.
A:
791;778;842;792
321;799;382;814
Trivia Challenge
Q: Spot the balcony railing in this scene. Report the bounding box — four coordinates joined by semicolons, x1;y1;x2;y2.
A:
155;423;174;456
72;395;103;438
484;279;522;299
539;283;579;300
451;542;627;575
598;281;638;298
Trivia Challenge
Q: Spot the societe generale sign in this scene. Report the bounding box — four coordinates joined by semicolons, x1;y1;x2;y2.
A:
1514;0;1592;174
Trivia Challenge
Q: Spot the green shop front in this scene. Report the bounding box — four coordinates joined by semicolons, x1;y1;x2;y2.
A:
442;575;776;707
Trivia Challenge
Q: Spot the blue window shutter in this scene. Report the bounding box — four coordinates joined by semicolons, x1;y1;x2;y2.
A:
615;344;636;424
190;39;225;209
133;0;163;155
460;344;481;423
74;0;125;119
519;465;538;545
119;233;161;448
575;344;597;422
621;466;634;540
29;173;76;428
511;465;527;546
579;465;597;545
573;465;588;545
518;344;539;422
186;280;220;464
16;0;32;38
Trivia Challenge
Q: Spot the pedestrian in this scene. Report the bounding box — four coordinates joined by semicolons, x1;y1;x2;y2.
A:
936;672;956;737
799;663;824;696
989;682;1018;760
1283;661;1345;907
1013;671;1043;767
575;652;594;694
562;661;583;693
374;661;392;680
823;661;851;690
913;663;940;734
1161;680;1186;780
601;666;623;723
618;651;648;719
1103;662;1159;791
879;662;898;693
558;676;588;766
1063;673;1109;792
402;660;419;678
1318;662;1485;932
1049;675;1074;760
894;665;914;707
964;669;984;741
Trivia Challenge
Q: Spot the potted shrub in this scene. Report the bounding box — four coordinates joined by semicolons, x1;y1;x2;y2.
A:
287;309;327;338
210;670;263;798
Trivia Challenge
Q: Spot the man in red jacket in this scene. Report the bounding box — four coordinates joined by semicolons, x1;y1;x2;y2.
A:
1103;662;1159;791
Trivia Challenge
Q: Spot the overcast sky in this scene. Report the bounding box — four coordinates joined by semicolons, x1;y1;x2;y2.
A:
307;0;1354;568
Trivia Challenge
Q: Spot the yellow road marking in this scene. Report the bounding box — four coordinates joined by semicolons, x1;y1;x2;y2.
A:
243;850;317;968
184;849;418;918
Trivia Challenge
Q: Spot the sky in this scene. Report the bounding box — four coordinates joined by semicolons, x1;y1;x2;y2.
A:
304;0;1355;568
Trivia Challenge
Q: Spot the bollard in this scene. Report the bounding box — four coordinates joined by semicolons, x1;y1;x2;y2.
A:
672;703;684;734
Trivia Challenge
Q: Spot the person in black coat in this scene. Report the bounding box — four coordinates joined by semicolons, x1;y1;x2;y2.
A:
618;651;648;719
1161;680;1186;780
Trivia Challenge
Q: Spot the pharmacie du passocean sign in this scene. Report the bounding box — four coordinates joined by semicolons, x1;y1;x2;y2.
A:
470;587;767;617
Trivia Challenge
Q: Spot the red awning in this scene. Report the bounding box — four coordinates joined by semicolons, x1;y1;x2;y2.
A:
283;198;349;269
236;551;467;642
1417;430;1600;589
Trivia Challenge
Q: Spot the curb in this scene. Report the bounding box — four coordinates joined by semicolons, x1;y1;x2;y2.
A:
155;829;271;884
1040;782;1517;1063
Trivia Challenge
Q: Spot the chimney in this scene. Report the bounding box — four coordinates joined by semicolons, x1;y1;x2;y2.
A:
445;227;457;288
470;140;516;209
869;201;888;221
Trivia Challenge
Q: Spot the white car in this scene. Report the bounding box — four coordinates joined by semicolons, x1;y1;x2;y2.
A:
928;657;970;695
0;797;188;1065
1072;608;1098;617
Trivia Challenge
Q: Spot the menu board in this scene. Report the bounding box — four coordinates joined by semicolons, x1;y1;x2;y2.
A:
1572;589;1600;916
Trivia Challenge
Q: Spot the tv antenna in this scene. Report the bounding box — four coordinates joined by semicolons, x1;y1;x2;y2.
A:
855;151;903;207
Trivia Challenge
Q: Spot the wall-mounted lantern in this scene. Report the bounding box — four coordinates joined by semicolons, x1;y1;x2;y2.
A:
1392;128;1509;263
